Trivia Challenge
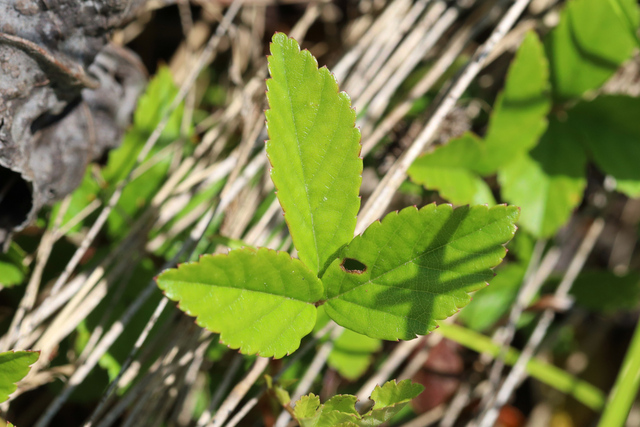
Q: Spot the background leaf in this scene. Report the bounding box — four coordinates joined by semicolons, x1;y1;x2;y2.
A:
499;118;587;238
0;243;28;287
157;248;323;358
327;329;382;381
545;0;639;100
569;96;640;197
49;169;100;235
478;31;551;174
103;66;188;239
408;32;549;204
407;133;495;206
570;271;640;313
0;351;39;403
323;204;518;340
457;264;526;332
102;66;185;185
266;33;362;275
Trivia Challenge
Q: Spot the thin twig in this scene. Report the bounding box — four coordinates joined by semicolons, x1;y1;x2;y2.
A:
360;0;494;155
476;218;605;427
1;198;68;351
209;357;270;427
273;325;344;427
479;240;555;410
356;337;426;409
356;0;534;233
46;0;241;298
196;354;244;426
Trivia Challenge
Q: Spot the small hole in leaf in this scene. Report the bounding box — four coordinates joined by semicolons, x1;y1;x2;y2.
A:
340;258;367;274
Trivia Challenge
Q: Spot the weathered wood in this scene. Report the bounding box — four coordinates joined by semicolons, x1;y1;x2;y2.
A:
0;0;147;247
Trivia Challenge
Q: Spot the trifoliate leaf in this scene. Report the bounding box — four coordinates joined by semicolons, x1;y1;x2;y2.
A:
0;351;39;403
545;0;639;100
568;96;640;197
266;33;362;275
157;248;323;358
499;118;587;238
322;204;518;340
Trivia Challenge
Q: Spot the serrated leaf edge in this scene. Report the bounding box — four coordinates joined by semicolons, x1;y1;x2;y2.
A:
327;204;519;301
265;32;363;274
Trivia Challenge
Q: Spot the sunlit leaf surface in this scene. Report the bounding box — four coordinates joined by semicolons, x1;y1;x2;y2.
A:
157;248;323;358
323;204;518;340
266;33;362;275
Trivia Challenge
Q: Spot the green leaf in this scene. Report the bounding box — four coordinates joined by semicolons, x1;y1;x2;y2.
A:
157;247;323;358
570;271;640;313
103;66;184;185
363;380;424;424
265;374;292;406
322;204;518;340
101;66;191;239
568;96;640;197
370;380;424;409
0;351;39;403
50;169;100;235
508;229;535;267
295;393;322;420
293;381;423;427
0;243;28;287
295;394;358;427
407;133;496;206
407;32;549;204
133;66;185;138
107;144;172;238
479;31;551;173
545;0;639;100
266;33;362;275
499;118;587;238
328;329;382;381
457;264;526;332
323;395;360;415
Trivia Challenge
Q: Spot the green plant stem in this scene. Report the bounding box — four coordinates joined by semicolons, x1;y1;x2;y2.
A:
597;318;640;427
437;323;605;411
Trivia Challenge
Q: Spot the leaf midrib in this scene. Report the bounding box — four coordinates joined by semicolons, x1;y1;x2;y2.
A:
282;49;321;272
162;278;318;304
